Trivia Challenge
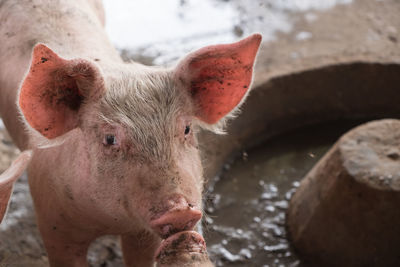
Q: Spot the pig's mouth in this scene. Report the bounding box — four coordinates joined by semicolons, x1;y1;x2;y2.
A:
149;197;202;239
150;207;202;239
150;205;206;264
155;230;208;264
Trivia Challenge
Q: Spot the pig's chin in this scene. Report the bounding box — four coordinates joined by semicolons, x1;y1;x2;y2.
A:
155;230;208;265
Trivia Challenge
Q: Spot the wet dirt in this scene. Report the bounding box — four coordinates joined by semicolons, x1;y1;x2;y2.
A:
203;120;367;267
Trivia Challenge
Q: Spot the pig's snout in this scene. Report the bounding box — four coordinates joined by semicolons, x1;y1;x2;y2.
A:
150;196;202;239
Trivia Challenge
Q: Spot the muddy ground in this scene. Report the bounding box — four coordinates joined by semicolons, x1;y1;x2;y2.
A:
1;0;400;266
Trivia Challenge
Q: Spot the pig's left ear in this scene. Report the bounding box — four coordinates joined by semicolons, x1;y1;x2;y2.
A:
174;34;262;124
19;44;105;139
0;150;32;223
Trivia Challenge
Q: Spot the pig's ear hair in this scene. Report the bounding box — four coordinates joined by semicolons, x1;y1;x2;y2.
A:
0;150;32;224
174;34;262;127
18;44;105;140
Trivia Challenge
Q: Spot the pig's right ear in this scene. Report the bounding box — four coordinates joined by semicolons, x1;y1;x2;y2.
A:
174;34;262;125
0;150;32;223
19;44;105;139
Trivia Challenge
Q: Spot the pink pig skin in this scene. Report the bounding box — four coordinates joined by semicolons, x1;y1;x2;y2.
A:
155;231;214;267
0;1;261;266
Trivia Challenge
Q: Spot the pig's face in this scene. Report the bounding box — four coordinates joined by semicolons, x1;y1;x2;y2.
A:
77;69;204;234
18;34;261;237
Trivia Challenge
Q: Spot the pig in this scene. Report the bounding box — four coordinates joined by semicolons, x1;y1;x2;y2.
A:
0;150;32;223
0;0;261;266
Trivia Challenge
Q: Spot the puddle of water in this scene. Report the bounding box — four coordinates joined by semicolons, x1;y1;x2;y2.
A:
103;0;353;65
204;120;365;267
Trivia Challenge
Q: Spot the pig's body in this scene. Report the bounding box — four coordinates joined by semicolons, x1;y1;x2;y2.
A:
0;1;261;266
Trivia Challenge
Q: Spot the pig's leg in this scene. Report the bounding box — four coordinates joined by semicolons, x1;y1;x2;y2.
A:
121;231;161;267
39;224;92;267
31;199;93;267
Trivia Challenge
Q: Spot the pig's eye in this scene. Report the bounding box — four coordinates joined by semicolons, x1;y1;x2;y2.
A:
104;134;117;146
184;125;191;135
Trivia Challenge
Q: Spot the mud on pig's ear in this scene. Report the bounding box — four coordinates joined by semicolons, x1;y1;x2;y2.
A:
174;34;262;124
19;44;105;139
0;150;32;223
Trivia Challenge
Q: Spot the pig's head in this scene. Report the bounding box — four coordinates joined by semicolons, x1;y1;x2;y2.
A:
18;34;261;237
